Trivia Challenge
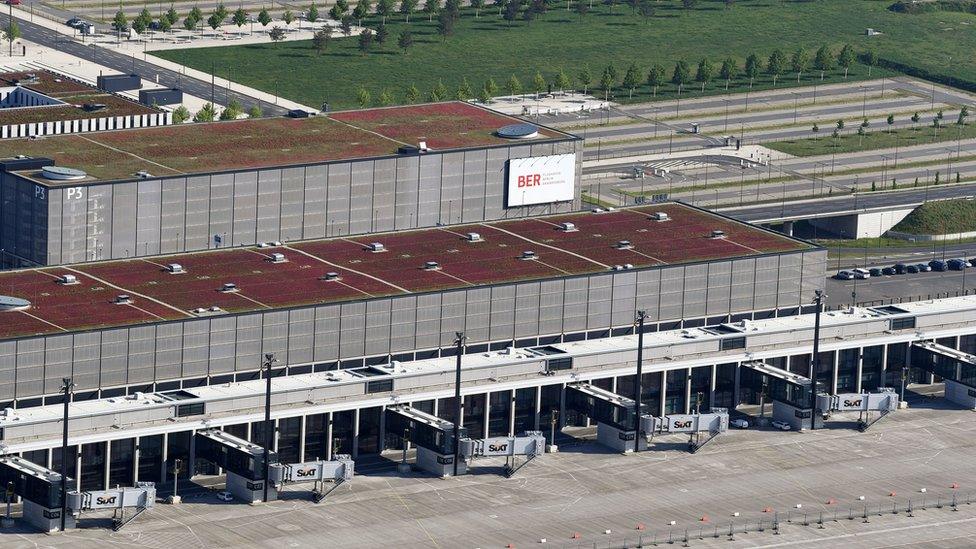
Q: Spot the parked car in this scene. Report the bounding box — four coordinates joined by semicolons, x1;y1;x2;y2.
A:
853;268;871;279
834;270;854;280
882;267;896;275
771;420;792;431
906;264;920;274
869;267;883;277
730;418;750;429
969;258;976;268
916;263;932;272
894;263;908;274
948;258;969;271
5;0;21;6
216;491;234;502
929;259;949;272
66;17;85;28
287;109;311;118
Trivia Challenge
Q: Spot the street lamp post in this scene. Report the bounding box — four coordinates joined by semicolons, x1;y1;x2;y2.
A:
810;290;825;430
633;311;647;452
900;366;908;403
452;332;466;477
262;353;277;503
59;378;74;532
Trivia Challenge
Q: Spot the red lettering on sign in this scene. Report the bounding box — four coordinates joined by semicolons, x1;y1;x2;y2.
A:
517;174;542;187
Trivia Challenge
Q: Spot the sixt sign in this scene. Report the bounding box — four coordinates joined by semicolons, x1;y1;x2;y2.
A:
835;394;867;411
295;467;318;478
672;420;693;430
95;495;118;506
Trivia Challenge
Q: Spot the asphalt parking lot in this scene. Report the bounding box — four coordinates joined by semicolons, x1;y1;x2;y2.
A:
3;388;974;549
825;266;974;308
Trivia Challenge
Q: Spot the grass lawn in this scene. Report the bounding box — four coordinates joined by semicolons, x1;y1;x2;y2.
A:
891;198;976;235
768;121;975;156
153;0;928;110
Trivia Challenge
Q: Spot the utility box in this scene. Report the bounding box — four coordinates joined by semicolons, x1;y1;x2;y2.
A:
139;88;183;106
97;73;141;92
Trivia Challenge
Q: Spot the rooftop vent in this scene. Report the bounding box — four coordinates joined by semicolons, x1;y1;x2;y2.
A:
269;252;286;263
424;261;441;271
209;306;222;312
0;296;30;312
322;272;341;281
166;263;184;274
114;294;132;304
612;265;625;271
57;274;78;285
649;212;670;222
624;263;633;269
418;141;429;152
257;242;271;248
368;242;386;253
41;166;86;181
616;240;633;250
465;232;483;242
520;250;538;261
220;283;238;293
192;307;206;314
558;222;578;232
710;230;727;239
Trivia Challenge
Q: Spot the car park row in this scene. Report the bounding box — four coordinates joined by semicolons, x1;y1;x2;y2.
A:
835;258;975;280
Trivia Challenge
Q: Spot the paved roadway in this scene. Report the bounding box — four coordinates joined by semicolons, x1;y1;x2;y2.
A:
6;399;975;548
1;13;288;116
825;266;976;308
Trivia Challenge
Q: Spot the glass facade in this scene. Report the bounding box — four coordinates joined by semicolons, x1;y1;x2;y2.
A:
513;387;536;434
861;346;883;392
332;410;355;457
437;397;458;422
836;349;858;393
80;442;106;491
789;354;811;377
815;350;835;394
51;445;78;483
690;366;711;412
538;384;562;442
463;394;486;439
641;371;663;415
885;342;910;386
304;413;329;461
665;370;687;414
167;431;191;479
137;435;163;483
109;439;135;487
278;416;302;464
488;391;512;437
713;363;735;409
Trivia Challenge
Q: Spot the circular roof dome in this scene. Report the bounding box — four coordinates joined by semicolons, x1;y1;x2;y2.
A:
496;123;539;139
41;166;87;181
0;296;30;312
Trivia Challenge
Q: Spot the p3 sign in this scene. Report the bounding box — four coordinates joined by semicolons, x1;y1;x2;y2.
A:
506;154;576;207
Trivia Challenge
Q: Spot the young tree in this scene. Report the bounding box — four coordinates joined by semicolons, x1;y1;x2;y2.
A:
375;23;389;44
398;29;413;53
353;2;368;25
791;48;808;83
478;84;492;104
457;77;473;100
329;4;344;20
503;1;520;25
173;105;191;123
436;11;455;38
886;114;894;133
215;3;229;22
682;0;695;8
258;8;272;27
837;44;856;78
507;74;523;99
836;119;845;131
400;0;418;22
137;7;153;30
248;104;263;118
268;25;286;43
719;57;738;90
646;64;665;96
340;14;354;35
695;57;713;92
158;17;172;32
812;123;819;139
521;7;535;24
233;7;248;31
423;0;441;21
553;68;571;93
622;63;640;98
183;16;197;32
445;0;461;19
637;0;653;22
113;10;127;40
207;12;222;32
744;53;760;88
911;112;920;130
813;45;833;80
429;80;448;101
379;89;395;106
864;49;878;77
132;15;148;34
308;2;320;23
405;83;420;102
576;66;593;95
483;78;499;98
377;0;395;22
766;49;786;86
189;6;203;24
606;62;618;84
671;60;691;94
193;102;218;122
312;27;332;55
599;66;614;100
574;1;589;21
358;28;374;54
357;87;371;108
219;99;243;120
471;0;485;17
166;7;179;26
282;9;295;27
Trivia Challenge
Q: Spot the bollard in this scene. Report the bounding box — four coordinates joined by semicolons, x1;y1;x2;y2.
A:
773;514;780;536
803;513;809;527
818;512;824;529
682;529;689;548
758;519;764;533
921;496;927;510
697;526;703;540
937;497;943;509
712;525;718;539
728;520;734;541
848;506;854;521
952;493;958;511
862;505;869;524
908;500;914;517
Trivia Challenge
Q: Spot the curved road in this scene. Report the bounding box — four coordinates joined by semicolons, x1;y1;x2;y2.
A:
2;13;288;116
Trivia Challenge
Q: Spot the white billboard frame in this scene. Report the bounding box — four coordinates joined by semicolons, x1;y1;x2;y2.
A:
506;153;576;207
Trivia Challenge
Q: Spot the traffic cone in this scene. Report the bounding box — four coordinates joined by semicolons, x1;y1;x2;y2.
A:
951;483;960;489
571;532;580;540
889;491;897;497
700;515;709;523
636;523;645;531
763;507;773;513
826;498;836;505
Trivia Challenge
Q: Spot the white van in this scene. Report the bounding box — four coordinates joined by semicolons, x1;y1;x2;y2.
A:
852;268;870;279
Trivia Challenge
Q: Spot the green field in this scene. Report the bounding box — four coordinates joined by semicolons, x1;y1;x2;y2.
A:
891;198;976;235
150;0;956;110
768;121;975;157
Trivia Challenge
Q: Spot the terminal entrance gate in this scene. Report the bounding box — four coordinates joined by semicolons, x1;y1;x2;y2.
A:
910;341;976;409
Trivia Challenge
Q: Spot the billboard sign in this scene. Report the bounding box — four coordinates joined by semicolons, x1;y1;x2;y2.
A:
506;153;576;207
